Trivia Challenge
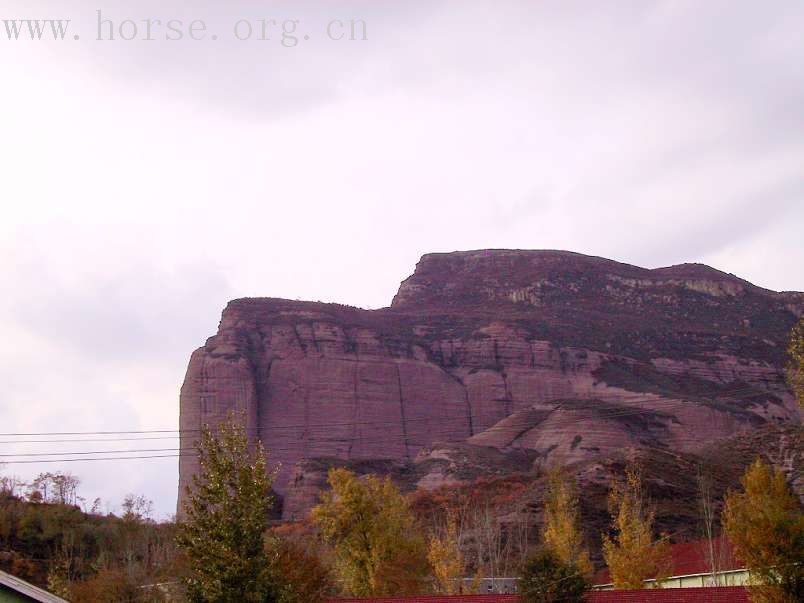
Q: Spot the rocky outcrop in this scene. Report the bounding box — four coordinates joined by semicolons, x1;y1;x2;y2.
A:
408;425;804;564
178;250;802;519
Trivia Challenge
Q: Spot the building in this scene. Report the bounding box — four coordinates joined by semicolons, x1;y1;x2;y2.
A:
327;537;754;602
593;536;749;590
0;570;69;603
329;586;750;602
460;577;518;594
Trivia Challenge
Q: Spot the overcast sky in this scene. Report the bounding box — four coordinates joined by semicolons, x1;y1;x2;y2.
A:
1;1;802;517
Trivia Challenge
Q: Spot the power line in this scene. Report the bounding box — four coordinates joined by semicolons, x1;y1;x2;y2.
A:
1;454;190;465
0;391;771;457
0;448;190;457
0;436;183;444
0;386;778;465
0;429;183;437
0;402;769;464
0;383;772;439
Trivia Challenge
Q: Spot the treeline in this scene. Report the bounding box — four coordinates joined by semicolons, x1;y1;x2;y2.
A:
0;473;180;600
1;421;803;602
174;416;803;603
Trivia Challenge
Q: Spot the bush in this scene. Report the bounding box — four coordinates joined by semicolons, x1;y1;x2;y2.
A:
518;549;589;603
272;538;334;603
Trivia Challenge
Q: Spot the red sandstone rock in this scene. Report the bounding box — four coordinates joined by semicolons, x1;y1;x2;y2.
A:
178;250;802;519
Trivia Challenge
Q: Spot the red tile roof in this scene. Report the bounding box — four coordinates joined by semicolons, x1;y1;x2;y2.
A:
593;537;743;585
588;587;749;602
330;597;518;603
329;586;749;603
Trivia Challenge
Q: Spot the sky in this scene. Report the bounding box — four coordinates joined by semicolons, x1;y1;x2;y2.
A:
1;1;802;518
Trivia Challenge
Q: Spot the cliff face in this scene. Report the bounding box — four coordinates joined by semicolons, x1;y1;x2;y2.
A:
178;250;802;518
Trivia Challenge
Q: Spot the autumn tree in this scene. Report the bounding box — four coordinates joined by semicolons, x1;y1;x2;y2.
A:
519;548;589;603
272;539;334;603
542;468;593;579
788;317;804;406
311;468;430;597
723;458;804;603
428;511;464;594
176;415;278;603
602;464;671;589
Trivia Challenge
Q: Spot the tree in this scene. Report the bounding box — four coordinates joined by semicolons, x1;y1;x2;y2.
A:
518;548;589;603
51;472;80;506
723;458;804;603
542;468;593;579
0;474;26;499
602;464;672;589
428;511;464;594
696;464;729;585
176;415;278;603
472;501;508;587
311;468;430;597
27;472;80;506
788;317;804;406
272;539;334;603
122;494;154;523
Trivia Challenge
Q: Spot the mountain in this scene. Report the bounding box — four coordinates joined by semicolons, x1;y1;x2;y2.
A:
178;250;802;519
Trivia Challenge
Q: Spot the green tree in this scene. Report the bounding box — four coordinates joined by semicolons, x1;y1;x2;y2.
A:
788;317;804;406
176;415;277;603
602;465;671;589
518;548;589;603
311;468;430;597
542;468;593;579
723;458;804;603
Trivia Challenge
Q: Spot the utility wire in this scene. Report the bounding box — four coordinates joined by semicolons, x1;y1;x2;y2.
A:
2;454;190;465
0;389;772;456
0;448;190;457
0;436;183;444
0;383;772;438
0;386;777;465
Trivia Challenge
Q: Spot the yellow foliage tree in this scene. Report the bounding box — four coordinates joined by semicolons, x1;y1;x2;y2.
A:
788;317;804;406
542;468;593;579
428;512;464;594
723;458;804;603
602;465;672;589
311;468;430;597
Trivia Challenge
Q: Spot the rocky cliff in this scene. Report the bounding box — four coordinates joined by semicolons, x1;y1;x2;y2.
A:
178;250;802;518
